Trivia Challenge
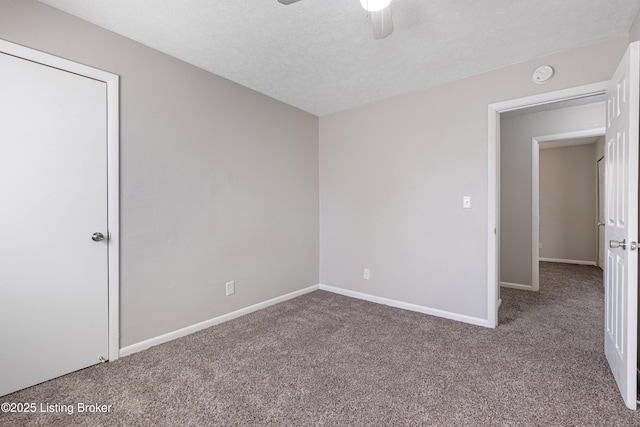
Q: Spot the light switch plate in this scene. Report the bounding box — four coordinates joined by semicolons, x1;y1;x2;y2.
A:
463;196;471;209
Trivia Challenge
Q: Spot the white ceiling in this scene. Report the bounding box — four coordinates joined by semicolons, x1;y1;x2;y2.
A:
39;0;640;116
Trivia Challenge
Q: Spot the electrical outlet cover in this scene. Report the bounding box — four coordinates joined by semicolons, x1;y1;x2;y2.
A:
226;281;235;296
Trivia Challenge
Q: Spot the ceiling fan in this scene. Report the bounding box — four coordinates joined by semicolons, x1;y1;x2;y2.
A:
277;0;394;40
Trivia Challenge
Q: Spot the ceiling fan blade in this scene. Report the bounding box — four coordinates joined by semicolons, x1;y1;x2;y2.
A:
371;6;393;39
278;0;302;4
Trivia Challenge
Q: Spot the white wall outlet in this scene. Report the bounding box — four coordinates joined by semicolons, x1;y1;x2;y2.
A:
463;196;471;209
363;268;370;280
225;280;235;296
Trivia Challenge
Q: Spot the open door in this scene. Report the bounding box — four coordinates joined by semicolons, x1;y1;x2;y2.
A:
604;41;639;410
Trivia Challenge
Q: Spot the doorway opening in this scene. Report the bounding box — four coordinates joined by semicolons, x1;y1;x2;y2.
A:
531;127;606;290
487;82;608;327
499;95;605;293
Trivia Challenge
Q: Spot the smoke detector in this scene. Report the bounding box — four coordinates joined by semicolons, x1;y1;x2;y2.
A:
532;65;554;84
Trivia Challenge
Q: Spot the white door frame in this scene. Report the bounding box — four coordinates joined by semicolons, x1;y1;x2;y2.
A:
531;127;605;291
597;156;606;270
0;39;120;361
487;81;608;327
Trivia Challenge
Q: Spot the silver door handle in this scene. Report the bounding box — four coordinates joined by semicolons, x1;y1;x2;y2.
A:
610;239;638;250
610;239;626;249
91;232;105;242
598;222;605;227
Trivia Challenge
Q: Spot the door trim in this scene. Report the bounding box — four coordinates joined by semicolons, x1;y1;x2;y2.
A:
597;155;605;270
487;81;608;327
0;39;120;361
531;127;605;292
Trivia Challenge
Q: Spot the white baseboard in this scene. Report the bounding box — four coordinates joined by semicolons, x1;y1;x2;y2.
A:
121;282;495;357
539;257;597;266
318;284;491;328
500;281;533;291
119;285;320;357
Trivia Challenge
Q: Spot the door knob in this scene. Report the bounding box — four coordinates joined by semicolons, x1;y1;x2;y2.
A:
598;222;605;227
91;232;105;242
610;239;638;250
610;239;626;249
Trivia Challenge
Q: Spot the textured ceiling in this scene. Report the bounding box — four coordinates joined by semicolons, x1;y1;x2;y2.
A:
38;0;640;116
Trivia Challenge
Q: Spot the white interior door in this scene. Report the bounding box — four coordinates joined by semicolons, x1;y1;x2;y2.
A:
604;42;639;410
0;51;109;396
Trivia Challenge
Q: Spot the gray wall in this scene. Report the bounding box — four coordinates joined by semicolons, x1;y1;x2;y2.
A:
320;39;625;320
0;0;319;347
500;103;604;287
596;135;606;160
631;11;640;42
539;144;597;263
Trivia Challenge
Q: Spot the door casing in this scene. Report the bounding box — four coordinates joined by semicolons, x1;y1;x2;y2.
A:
598;156;606;270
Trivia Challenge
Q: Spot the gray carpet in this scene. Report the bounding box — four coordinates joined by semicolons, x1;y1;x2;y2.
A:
2;262;639;426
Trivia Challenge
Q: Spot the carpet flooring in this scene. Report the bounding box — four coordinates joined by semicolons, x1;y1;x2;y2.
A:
2;262;640;426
